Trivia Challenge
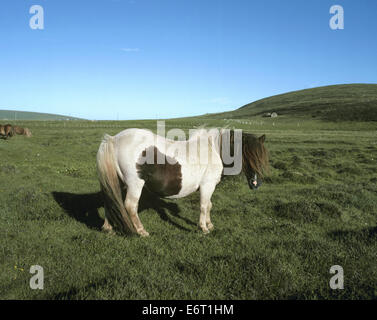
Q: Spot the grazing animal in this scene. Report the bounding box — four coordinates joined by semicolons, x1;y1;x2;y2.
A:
0;124;14;139
97;128;269;236
0;125;4;138
14;126;32;137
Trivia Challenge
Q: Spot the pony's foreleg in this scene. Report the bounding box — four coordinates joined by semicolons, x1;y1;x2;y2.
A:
206;201;214;231
199;183;216;234
125;181;149;237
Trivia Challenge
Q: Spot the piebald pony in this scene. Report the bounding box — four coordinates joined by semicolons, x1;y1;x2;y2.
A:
97;128;268;236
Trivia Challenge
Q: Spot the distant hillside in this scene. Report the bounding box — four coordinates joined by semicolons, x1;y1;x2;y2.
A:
203;84;377;121
0;110;83;121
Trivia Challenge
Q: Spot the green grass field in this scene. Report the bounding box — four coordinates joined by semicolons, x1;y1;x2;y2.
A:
1;85;377;300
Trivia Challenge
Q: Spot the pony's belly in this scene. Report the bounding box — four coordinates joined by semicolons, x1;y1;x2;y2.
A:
165;184;199;199
165;165;207;199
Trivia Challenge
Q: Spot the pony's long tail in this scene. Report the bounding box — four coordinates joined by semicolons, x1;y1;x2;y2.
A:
96;134;136;234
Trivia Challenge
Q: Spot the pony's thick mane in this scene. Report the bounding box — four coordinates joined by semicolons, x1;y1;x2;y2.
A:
241;133;269;177
188;127;269;177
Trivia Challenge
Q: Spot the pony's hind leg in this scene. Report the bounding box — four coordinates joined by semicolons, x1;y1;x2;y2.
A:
101;199;115;234
125;181;149;237
199;183;216;234
102;217;114;234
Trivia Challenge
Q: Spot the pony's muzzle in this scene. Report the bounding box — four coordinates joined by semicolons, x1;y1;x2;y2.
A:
248;178;262;190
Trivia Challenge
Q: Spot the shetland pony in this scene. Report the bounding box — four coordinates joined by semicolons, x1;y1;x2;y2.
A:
0;124;14;139
14;126;32;137
97;128;268;236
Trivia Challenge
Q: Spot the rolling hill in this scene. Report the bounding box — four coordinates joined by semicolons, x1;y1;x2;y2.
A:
0;110;83;121
202;84;377;122
1;84;376;122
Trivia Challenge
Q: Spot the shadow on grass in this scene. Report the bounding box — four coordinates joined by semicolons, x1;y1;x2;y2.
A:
52;188;194;232
139;188;195;232
52;191;104;230
327;226;377;244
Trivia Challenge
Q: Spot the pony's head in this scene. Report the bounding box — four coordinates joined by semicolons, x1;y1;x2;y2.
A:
242;133;269;190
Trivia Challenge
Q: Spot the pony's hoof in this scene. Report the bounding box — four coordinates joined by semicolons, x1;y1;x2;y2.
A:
102;227;115;235
207;223;214;231
138;230;150;237
198;223;209;234
201;228;210;234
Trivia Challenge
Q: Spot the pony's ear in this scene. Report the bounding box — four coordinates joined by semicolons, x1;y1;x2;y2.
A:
259;135;266;144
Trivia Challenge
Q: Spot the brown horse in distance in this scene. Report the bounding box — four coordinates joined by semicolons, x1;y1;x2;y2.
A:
0;124;31;139
13;125;32;137
0;124;15;139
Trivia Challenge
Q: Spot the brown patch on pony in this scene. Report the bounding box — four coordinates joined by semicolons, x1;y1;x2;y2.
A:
136;146;182;197
241;133;269;177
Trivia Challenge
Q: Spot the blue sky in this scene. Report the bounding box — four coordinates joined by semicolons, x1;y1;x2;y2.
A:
1;0;376;120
